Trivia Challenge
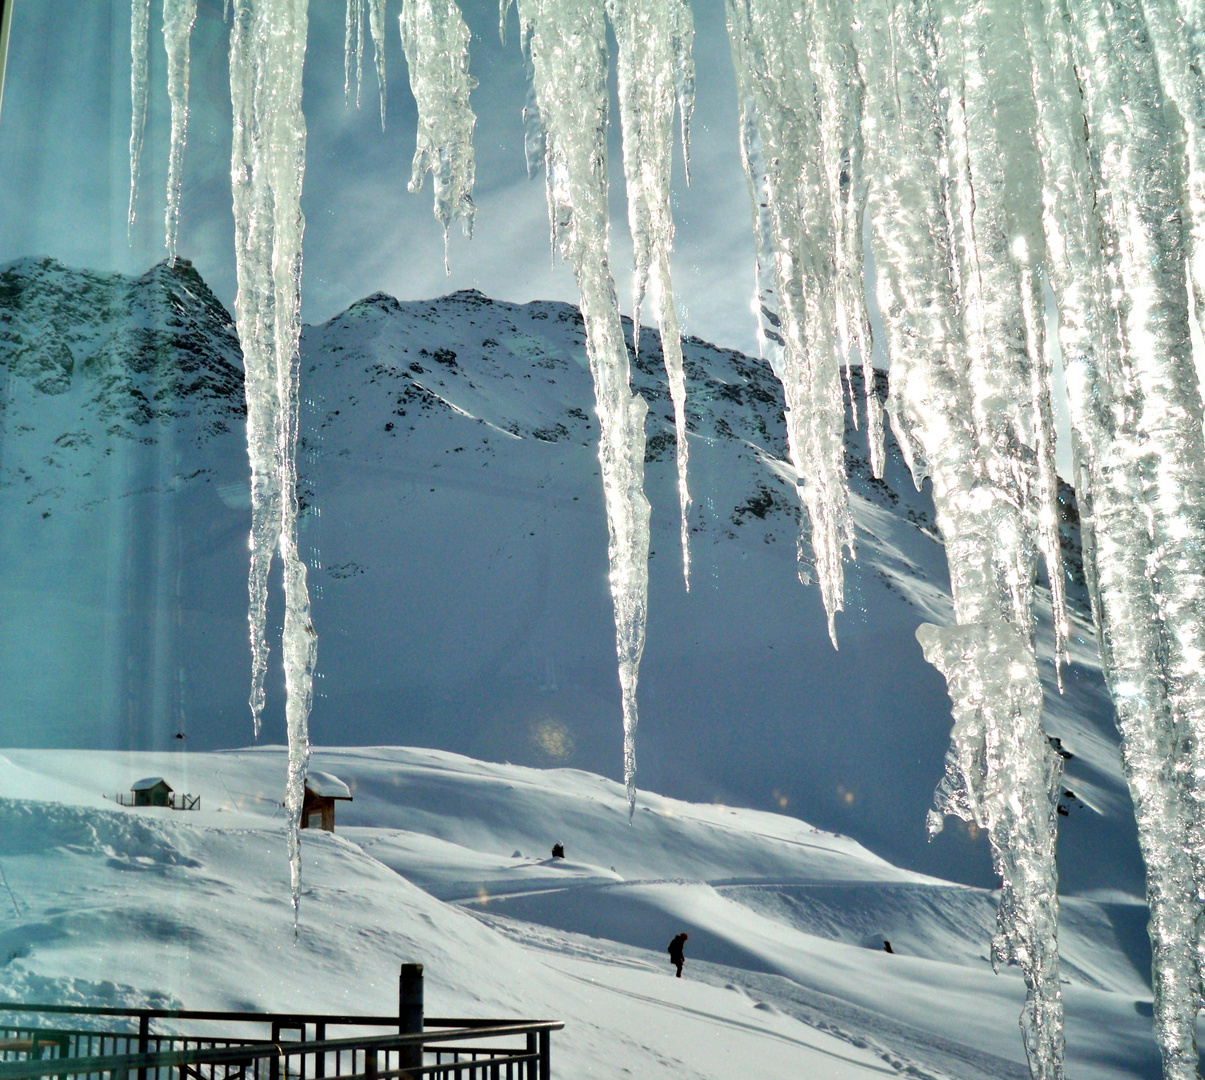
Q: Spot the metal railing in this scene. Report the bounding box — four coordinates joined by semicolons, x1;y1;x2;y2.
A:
105;794;200;811
0;996;561;1080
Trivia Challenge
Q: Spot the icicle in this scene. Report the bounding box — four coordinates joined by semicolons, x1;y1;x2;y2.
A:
726;0;855;646
918;622;1064;1077
344;0;361;105
507;0;651;819
400;0;477;268
1027;0;1205;1070
162;0;198;263
606;0;694;589
935;0;1067;661
345;0;365;109
368;0;388;129
1137;0;1205;362
128;0;151;238
229;0;316;929
809;0;883;475
855;0;1067;1072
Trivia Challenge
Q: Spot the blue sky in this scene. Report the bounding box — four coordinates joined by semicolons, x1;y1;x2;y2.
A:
0;0;761;355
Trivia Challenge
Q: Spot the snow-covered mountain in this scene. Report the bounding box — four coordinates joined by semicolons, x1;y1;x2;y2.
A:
0;747;1166;1080
0;256;1138;897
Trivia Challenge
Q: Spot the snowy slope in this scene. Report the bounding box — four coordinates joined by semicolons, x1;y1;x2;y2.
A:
0;747;1165;1079
0;256;1137;897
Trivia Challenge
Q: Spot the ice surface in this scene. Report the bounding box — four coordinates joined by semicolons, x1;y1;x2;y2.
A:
228;0;316;926
508;0;651;818
162;0;198;263
400;0;477;265
726;0;856;646
128;0;151;238
606;0;694;587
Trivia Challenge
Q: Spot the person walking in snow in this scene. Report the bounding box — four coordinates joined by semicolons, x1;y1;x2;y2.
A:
667;932;688;978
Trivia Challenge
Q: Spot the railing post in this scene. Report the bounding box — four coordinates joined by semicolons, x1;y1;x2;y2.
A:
398;963;423;1078
538;1030;550;1080
135;1013;149;1080
269;1022;281;1080
525;1032;536;1080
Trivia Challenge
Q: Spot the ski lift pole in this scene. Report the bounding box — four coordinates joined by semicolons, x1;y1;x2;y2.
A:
0;0;12;127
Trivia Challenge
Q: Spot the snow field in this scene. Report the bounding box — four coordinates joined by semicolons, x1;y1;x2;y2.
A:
0;746;1167;1078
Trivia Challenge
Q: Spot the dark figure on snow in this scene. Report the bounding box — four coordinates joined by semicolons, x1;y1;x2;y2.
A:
668;932;688;977
551;842;565;859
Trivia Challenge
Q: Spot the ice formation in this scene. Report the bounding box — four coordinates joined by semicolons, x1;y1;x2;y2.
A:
228;0;316;927
607;0;695;587
344;0;364;107
852;0;1068;1069
399;0;477;265
1029;0;1205;1073
125;0;1205;1067
726;0;856;645
505;0;652;818
344;0;387;124
162;0;198;262
127;0;151;236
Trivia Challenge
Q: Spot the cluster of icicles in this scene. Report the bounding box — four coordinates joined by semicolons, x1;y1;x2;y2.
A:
128;0;1205;1075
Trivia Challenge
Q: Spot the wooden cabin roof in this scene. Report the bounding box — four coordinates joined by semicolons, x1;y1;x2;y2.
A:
131;777;172;792
305;771;352;800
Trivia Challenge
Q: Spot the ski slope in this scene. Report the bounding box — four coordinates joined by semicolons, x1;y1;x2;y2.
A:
0;747;1164;1079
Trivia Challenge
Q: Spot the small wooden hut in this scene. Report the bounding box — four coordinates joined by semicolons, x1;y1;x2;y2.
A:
301;772;352;832
130;778;173;807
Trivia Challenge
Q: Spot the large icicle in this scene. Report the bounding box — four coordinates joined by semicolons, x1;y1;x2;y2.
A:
918;623;1064;1078
128;0;152;237
726;0;855;645
400;0;477;264
1029;0;1205;1072
162;0;198;262
506;0;651;818
855;0;1067;1072
606;0;695;589
229;0;316;926
936;0;1068;664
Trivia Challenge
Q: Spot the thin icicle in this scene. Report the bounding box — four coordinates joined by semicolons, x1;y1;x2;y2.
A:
229;0;316;929
400;0;477;267
368;0;388;128
128;0;152;238
346;0;366;109
162;0;198;263
344;0;362;105
507;0;651;819
606;0;694;588
727;0;855;645
810;0;883;473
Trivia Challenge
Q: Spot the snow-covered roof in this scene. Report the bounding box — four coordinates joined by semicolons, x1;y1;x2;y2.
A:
131;777;172;791
305;771;351;799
